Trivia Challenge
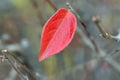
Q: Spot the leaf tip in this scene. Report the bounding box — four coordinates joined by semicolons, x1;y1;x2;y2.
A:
38;52;48;62
38;56;44;62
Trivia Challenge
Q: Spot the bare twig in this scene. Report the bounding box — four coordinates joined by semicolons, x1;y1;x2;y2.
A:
1;50;26;80
29;0;45;25
1;49;38;80
45;0;57;11
92;16;120;42
49;48;120;80
66;2;99;53
65;2;120;74
66;3;81;23
108;48;120;57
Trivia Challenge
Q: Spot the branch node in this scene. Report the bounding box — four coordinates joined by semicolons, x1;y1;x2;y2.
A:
93;16;120;42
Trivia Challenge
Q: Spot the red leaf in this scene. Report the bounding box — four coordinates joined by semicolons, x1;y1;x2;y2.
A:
38;8;77;61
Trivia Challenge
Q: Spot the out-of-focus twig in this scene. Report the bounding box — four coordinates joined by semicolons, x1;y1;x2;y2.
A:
108;48;120;57
45;0;57;11
66;3;100;80
66;2;120;75
66;2;88;34
1;50;26;80
1;49;38;80
29;0;45;25
49;48;120;80
92;16;120;42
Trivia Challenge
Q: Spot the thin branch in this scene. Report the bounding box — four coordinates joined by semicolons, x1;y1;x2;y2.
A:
49;48;120;80
92;16;120;42
108;48;120;57
1;49;38;80
1;50;26;80
66;2;88;33
66;2;99;53
95;48;120;73
49;58;97;80
65;3;120;74
29;0;45;25
45;0;57;11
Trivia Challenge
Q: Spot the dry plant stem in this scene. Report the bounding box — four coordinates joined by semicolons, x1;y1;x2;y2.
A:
66;3;87;32
1;50;26;80
9;53;37;77
1;50;37;80
45;0;57;11
66;2;99;53
0;49;41;79
49;50;120;80
66;2;120;74
66;3;99;80
93;16;120;42
109;48;120;57
30;0;45;25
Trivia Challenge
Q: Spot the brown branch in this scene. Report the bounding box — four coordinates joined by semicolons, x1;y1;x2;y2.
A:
29;0;45;25
66;2;99;53
108;48;120;57
49;48;120;80
92;16;120;42
1;50;26;80
1;49;37;80
66;3;120;75
45;0;57;11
